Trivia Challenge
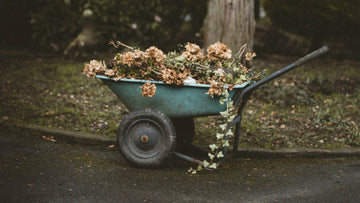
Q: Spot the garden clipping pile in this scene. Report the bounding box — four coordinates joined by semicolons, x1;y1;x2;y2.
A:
83;41;262;98
83;41;264;172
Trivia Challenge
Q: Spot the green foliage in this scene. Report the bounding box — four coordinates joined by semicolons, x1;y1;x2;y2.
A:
263;0;360;40
30;0;207;52
31;0;82;50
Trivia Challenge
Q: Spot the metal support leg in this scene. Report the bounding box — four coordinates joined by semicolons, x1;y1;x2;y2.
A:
232;91;249;151
233;115;242;152
173;152;204;165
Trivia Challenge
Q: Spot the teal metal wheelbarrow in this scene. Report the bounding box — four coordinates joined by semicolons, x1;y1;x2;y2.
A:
96;46;329;168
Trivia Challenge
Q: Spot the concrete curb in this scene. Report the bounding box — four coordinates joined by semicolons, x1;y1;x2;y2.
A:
1;122;115;145
235;147;360;158
2;122;360;158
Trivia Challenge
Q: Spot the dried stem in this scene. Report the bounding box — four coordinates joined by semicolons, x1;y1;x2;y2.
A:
237;43;247;58
109;40;134;50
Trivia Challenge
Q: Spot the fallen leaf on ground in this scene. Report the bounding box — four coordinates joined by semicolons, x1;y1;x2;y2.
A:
42;135;56;142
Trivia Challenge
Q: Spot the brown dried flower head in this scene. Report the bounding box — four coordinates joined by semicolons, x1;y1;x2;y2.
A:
145;46;166;65
160;67;189;86
207;80;223;97
140;82;157;97
120;50;145;67
207;42;232;61
245;52;256;61
104;68;117;77
83;59;106;78
181;43;204;61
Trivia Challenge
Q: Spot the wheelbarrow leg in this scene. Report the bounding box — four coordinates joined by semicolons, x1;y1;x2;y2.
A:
231;94;250;152
233;115;242;152
173;152;204;165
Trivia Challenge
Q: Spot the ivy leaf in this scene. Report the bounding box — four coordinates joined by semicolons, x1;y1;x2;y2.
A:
219;124;227;131
216;133;224;139
208;153;215;160
209;163;217;169
203;160;210;168
209;144;218;151
226;129;234;136
222;89;229;97
223;140;230;147
228;100;234;108
220;111;228;117
229;115;236;122
219;97;226;105
216;151;224;158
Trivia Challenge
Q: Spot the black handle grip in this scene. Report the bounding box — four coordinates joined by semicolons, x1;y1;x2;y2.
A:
294;46;329;67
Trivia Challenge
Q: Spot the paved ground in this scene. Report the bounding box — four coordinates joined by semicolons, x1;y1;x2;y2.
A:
1;125;360;202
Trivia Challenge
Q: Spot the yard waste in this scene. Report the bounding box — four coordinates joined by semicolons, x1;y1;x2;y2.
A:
83;41;264;97
82;42;329;172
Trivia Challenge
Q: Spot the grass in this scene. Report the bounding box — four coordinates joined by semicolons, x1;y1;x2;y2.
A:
0;49;359;149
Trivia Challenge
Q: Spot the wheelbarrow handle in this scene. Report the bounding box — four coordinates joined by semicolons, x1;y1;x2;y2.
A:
293;45;329;67
233;46;329;106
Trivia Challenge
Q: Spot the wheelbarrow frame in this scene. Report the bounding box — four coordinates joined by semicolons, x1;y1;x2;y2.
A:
97;46;329;168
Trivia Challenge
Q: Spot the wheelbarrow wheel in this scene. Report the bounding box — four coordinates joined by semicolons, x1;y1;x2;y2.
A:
118;108;176;167
171;118;195;145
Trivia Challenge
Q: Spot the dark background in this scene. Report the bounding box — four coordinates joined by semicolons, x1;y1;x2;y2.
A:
1;0;359;59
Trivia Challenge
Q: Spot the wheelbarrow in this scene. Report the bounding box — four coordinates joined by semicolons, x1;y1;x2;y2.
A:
96;46;329;168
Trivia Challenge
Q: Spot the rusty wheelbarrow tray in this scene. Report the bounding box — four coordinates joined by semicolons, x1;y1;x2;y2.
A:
96;46;329;168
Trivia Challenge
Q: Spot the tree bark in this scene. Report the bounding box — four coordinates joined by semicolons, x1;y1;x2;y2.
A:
203;0;255;52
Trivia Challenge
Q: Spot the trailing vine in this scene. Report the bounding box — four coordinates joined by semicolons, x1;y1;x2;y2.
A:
188;88;236;174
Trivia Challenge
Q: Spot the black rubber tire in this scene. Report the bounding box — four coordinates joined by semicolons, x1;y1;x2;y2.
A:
118;108;176;167
171;118;195;145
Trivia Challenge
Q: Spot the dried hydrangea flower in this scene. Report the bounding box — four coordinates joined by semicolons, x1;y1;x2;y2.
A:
140;82;157;97
83;59;106;78
145;46;166;65
160;68;178;85
207;42;232;61
104;68;117;77
120;50;146;67
160;66;190;86
181;43;204;61
207;80;223;97
84;41;262;101
245;52;256;61
176;69;191;85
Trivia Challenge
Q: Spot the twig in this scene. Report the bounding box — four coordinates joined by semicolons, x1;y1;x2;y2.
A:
230;43;247;65
109;40;134;50
237;43;247;57
151;70;161;75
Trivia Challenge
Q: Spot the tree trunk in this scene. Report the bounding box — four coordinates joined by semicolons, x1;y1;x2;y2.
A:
202;0;255;52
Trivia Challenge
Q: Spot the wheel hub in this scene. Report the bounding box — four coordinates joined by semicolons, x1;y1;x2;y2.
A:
141;135;149;143
126;119;164;157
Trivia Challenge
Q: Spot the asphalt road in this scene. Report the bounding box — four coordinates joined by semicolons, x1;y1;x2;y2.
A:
1;126;360;202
